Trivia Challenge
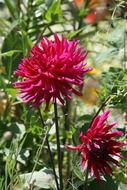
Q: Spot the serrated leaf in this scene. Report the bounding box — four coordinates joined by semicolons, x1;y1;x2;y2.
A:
72;158;84;181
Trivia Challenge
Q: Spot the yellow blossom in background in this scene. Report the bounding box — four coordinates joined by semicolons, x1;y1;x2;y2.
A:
0;66;5;74
0;99;7;114
80;68;101;106
89;68;101;76
0;91;7;115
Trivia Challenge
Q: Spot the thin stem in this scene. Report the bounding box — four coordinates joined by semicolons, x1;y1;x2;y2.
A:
123;30;126;69
84;0;90;7
54;102;63;190
28;125;48;184
38;108;59;190
90;96;111;126
84;167;89;190
63;99;71;179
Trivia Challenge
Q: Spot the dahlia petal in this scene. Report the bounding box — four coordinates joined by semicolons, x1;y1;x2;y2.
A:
54;33;60;45
14;34;91;109
101;163;112;175
91;110;111;130
106;156;120;166
102;123;117;133
91;162;101;181
80;132;88;143
65;110;125;181
84;67;93;72
24;94;37;103
90;115;100;129
111;147;123;153
65;145;82;150
72;88;82;96
111;152;123;158
106;131;124;138
86;128;93;138
97;110;111;128
108;140;125;147
81;156;87;169
57;95;64;105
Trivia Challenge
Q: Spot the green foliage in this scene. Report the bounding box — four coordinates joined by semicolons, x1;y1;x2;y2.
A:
118;183;127;190
20;168;55;189
4;0;19;19
1;29;23;77
45;0;62;23
88;176;118;190
101;67;127;110
0;0;127;189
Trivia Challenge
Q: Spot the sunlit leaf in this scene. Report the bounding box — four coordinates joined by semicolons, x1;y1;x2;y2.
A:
45;0;62;23
0;50;22;57
20;168;56;189
118;183;127;190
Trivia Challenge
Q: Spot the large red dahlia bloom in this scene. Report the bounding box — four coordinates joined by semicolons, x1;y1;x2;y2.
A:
66;110;125;180
14;34;91;110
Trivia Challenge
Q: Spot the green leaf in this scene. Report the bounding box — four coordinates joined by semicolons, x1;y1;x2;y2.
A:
108;27;126;49
73;165;84;181
118;183;127;190
17;149;30;165
66;28;83;39
0;50;22;57
1;28;23;77
20;168;56;189
21;31;33;56
0;18;11;36
96;48;117;63
6;88;17;99
75;114;92;136
88;176;118;190
72;158;84;181
45;0;62;23
4;0;19;19
67;180;84;190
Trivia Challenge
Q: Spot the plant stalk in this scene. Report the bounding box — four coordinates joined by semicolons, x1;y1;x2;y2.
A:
84;167;89;190
90;96;111;126
54;102;63;190
38;108;59;190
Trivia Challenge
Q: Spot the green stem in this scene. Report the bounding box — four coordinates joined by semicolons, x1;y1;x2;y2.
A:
54;102;63;190
38;108;59;190
84;167;89;190
62;99;71;179
123;30;126;69
90;96;111;126
84;0;90;8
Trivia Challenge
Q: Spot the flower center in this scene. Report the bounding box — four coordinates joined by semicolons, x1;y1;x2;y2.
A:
90;140;108;159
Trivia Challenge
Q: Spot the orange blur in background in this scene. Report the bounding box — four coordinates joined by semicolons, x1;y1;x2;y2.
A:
74;0;114;24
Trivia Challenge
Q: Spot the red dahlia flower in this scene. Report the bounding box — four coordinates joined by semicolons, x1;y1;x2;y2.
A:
66;110;125;180
14;34;91;110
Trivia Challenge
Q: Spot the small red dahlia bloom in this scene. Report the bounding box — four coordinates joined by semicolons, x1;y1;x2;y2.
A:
14;34;91;110
66;110;125;180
